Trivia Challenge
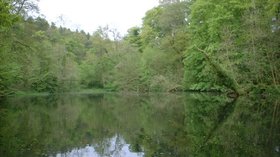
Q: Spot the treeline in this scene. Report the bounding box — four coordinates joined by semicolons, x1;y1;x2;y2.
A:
0;0;279;96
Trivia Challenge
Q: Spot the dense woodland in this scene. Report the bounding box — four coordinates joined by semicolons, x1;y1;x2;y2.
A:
0;0;279;96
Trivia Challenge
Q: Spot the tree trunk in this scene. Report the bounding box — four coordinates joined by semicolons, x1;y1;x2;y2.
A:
195;46;240;95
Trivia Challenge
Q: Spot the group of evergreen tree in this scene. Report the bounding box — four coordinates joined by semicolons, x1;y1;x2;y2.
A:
0;0;279;96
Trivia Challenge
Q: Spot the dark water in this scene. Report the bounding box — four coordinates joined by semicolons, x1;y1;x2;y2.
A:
0;93;279;157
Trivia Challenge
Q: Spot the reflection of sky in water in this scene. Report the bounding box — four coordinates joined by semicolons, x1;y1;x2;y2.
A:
50;135;144;157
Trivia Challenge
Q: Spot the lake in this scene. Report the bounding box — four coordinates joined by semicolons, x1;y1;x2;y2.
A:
0;93;279;157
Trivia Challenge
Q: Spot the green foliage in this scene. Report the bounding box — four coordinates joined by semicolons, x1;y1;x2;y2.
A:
125;27;142;52
183;0;280;93
0;0;279;95
0;0;18;30
141;1;189;54
31;73;58;92
113;50;142;91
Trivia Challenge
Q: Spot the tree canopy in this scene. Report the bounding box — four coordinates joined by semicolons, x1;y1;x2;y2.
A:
0;0;279;96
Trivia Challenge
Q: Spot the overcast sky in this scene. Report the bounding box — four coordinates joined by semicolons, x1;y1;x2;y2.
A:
38;0;158;35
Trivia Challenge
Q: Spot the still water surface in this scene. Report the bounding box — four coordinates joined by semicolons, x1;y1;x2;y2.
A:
0;93;279;157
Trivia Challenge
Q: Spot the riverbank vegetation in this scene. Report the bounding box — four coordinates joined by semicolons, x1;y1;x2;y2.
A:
1;0;279;96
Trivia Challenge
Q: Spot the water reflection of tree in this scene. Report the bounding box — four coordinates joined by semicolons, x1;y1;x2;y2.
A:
93;134;125;157
0;94;279;157
185;95;280;157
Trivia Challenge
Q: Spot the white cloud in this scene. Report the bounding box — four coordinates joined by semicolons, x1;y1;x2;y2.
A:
39;0;158;35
